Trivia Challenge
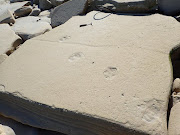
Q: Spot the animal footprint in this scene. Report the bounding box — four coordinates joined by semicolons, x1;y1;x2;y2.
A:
103;67;118;80
59;36;71;42
68;52;85;62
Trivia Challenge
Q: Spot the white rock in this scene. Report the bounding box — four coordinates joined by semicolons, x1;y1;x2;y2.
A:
12;16;52;40
1;11;180;135
39;10;51;17
0;124;15;135
168;102;180;135
0;24;22;55
0;9;15;24
0;54;8;64
173;78;180;93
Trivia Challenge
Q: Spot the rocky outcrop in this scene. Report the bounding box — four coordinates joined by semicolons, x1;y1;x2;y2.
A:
0;11;180;135
0;24;22;55
29;7;41;16
0;9;15;24
14;6;32;18
50;0;88;27
39;0;53;10
158;0;180;16
0;124;16;135
12;16;52;40
88;0;157;13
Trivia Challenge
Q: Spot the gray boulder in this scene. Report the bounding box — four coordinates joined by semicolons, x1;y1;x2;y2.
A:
29;7;41;16
39;0;53;10
50;0;67;6
158;0;180;16
50;0;88;27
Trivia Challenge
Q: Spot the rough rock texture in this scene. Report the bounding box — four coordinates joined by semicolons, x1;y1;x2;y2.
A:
12;16;52;40
14;6;32;18
0;24;22;55
0;124;15;135
50;0;67;6
0;9;15;24
50;0;88;27
0;12;180;135
39;0;53;10
0;54;8;64
158;0;180;16
168;102;180;135
88;0;157;13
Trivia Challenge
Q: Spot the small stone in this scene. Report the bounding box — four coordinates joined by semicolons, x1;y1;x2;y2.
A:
0;124;16;135
14;6;32;18
29;7;41;16
173;78;180;93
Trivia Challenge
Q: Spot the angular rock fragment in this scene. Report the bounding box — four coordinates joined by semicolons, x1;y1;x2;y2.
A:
88;0;157;13
0;9;15;24
0;24;22;55
158;0;180;16
168;102;180;135
12;16;52;40
50;0;67;7
39;0;53;10
0;124;16;135
14;6;32;18
50;0;88;27
0;12;180;135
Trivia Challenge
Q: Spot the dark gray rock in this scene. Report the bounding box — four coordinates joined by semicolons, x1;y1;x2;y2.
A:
39;0;53;10
158;0;180;15
14;6;32;17
29;7;41;16
50;0;88;27
50;0;67;7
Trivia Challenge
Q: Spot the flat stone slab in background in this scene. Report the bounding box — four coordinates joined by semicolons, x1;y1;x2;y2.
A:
0;12;180;135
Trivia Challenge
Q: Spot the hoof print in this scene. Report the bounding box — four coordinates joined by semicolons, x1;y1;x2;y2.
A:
103;67;118;80
68;52;85;62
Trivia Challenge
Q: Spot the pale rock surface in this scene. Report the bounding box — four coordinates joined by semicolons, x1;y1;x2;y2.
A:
39;10;51;17
50;0;88;27
88;0;157;13
158;0;180;16
0;54;8;64
39;0;53;10
12;16;52;40
0;124;15;135
1;12;180;135
173;78;180;93
168;102;180;135
14;6;32;17
0;10;15;24
0;24;22;55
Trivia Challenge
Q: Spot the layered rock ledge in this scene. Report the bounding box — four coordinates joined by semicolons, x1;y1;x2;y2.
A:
0;11;180;135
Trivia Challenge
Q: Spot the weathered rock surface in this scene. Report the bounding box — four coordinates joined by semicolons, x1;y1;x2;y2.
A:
0;12;180;135
168;102;180;135
12;16;52;40
39;10;51;17
0;54;8;64
158;0;180;16
50;0;67;6
0;124;15;135
0;9;15;24
88;0;157;13
39;0;53;10
50;0;88;27
0;24;22;55
14;6;32;18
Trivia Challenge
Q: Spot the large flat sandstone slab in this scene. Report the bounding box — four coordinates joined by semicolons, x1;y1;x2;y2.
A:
0;12;180;135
